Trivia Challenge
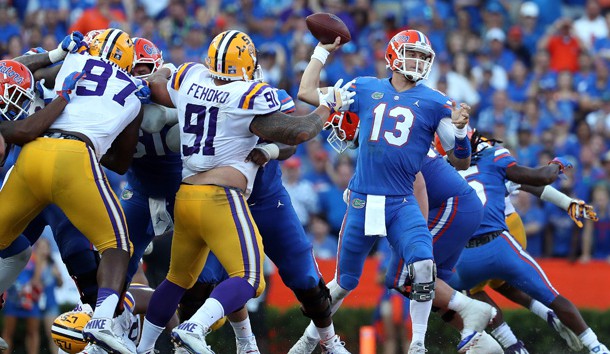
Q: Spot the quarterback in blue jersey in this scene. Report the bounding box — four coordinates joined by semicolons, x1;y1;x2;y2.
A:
294;29;473;354
449;131;609;354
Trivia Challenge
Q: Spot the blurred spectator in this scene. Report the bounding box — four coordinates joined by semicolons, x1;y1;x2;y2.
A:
573;0;608;50
540;18;583;73
484;28;516;73
471;50;508;91
258;44;286;88
506;26;532;67
517;1;544;56
573;144;605;200
183;24;206;62
585;90;610;136
68;0;127;35
302;147;333;193
514;123;542;167
506;60;532;112
554;71;580;127
522;97;554;137
1;255;41;354
282;156;318;226
325;42;373;84
306;214;338;260
0;6;21;48
33;238;63;353
580;183;610;262
476;90;520;144
318;160;353;236
514;192;546;257
472;62;497;114
429;52;480;108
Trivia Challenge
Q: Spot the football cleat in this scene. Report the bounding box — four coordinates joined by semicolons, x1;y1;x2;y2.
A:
82;317;134;354
547;310;583;351
236;335;260;354
504;340;529;354
458;331;482;353
77;343;109;354
171;321;214;354
407;341;427;354
320;335;350;354
287;334;319;354
0;336;7;350
465;331;503;354
460;298;497;333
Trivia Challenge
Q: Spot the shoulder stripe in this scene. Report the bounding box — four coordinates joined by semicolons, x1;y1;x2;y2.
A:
171;62;196;90
239;82;269;109
494;148;509;156
493;153;511;162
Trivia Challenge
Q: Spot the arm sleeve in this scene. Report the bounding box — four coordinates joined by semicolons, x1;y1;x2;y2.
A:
436;118;455;152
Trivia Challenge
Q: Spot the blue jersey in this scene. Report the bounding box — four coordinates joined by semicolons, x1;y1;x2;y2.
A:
458;145;517;237
347;78;452;196
127;125;182;198
248;160;283;202
421;150;472;209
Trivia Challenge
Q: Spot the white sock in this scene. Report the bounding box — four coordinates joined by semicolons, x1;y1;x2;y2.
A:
529;300;550;320
447;291;469;312
491;322;518;348
93;294;118;319
230;316;253;339
190;298;225;329
579;328;600;349
410;300;432;343
317;323;336;342
412;323;429;345
137;318;165;352
305;321;319;340
0;247;32;293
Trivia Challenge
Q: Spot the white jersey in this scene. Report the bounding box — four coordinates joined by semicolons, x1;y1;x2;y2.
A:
167;63;280;195
51;53;141;159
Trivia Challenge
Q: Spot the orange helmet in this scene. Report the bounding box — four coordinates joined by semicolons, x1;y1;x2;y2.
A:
88;28;135;73
132;37;163;78
78;29;106;53
385;29;435;82
0;60;35;121
324;111;360;153
206;30;262;81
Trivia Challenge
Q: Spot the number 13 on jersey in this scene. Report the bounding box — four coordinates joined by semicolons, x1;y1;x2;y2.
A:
370;103;415;147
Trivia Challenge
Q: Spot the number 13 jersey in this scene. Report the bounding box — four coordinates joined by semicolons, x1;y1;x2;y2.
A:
167;63;280;196
51;53;142;160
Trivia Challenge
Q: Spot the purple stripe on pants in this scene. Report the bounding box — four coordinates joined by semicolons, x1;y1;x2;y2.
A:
225;187;251;282
236;192;261;290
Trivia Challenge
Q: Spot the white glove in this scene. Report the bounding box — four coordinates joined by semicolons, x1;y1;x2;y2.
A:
162;63;178;74
318;79;356;112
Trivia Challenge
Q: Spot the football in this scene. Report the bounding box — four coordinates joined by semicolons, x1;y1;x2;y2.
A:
306;13;351;45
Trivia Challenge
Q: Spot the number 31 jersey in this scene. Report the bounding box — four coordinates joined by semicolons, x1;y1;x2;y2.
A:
167;63;280;195
51;53;142;160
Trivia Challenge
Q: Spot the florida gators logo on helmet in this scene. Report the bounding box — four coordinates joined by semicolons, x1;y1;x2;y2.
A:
0;60;35;121
132;37;163;78
385;29;435;82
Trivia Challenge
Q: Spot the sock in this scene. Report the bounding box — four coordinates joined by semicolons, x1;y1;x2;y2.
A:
412;323;429;345
230;316;253;339
529;300;550;320
136;318;165;352
190;298;225;329
93;288;119;319
491;322;518;348
123;291;135;313
0;247;32;293
579;328;600;349
208;277;255;315
317;324;336;342
146;280;186;327
447;291;469;312
409;260;433;344
305;321;319;340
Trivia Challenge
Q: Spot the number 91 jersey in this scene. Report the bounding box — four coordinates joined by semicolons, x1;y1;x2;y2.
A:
167;63;280;195
51;53;141;160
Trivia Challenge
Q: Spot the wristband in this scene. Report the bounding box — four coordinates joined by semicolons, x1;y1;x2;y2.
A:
258;143;280;160
540;185;572;210
48;48;66;64
453;136;471;159
311;46;330;65
453;125;468;139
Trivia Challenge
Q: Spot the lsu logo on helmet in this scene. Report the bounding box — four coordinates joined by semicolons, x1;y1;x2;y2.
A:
0;60;35;121
51;311;91;353
206;30;262;81
88;28;135;73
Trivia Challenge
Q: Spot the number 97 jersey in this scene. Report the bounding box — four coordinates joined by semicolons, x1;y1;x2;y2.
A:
167;63;280;195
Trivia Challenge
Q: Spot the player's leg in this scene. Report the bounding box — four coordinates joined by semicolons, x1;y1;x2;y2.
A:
251;190;340;349
386;196;434;352
120;187;157;285
48;142;133;353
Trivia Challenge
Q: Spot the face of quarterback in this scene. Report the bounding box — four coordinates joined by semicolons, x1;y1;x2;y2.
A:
132;63;153;78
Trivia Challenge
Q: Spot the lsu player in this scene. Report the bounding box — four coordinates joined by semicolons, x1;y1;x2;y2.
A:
293;30;472;353
448;131;610;354
136;29;352;354
0;28;143;354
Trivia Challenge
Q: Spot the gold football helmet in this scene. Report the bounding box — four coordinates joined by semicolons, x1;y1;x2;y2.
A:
88;28;135;73
51;311;91;353
206;30;262;81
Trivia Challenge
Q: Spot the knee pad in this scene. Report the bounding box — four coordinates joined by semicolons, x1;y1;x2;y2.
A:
178;282;215;321
410;259;436;302
293;279;332;320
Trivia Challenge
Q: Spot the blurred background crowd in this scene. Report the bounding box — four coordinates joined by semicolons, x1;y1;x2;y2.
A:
1;0;610;351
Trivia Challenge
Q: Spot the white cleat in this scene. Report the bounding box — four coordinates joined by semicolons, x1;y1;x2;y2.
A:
0;336;7;350
320;335;350;354
78;343;110;354
546;310;583;351
466;331;503;354
590;344;610;354
236;335;260;354
287;335;319;354
457;331;482;353
171;321;215;354
407;341;427;354
82;317;134;354
460;299;497;332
